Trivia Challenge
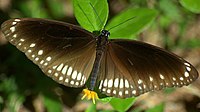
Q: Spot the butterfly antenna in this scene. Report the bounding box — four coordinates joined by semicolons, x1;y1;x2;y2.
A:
108;16;136;31
77;2;96;30
89;3;104;30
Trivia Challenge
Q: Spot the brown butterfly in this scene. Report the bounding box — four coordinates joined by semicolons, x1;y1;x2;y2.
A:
1;18;199;103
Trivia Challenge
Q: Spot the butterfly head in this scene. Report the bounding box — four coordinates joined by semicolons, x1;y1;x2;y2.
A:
101;30;110;37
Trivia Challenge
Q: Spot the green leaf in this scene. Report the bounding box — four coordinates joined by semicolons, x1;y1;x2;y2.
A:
109;97;137;112
106;8;158;39
99;110;115;112
73;0;108;32
85;103;96;112
43;94;62;112
99;97;113;103
8;93;25;112
145;103;164;112
180;0;200;13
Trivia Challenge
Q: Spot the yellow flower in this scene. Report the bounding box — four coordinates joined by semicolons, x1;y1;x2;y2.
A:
81;88;99;104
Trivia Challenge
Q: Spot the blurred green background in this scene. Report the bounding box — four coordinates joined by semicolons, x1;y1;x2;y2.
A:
0;0;200;112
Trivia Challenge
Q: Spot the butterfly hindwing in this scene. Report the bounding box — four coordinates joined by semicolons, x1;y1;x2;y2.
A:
1;18;96;87
98;39;198;98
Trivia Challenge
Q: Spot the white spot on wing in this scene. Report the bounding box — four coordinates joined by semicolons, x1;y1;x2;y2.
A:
44;62;48;66
186;66;191;72
113;90;116;94
83;77;87;83
143;84;146;89
176;83;179;86
132;90;136;95
184;62;190;67
119;91;122;96
65;78;69;83
59;76;63;81
184;71;189;77
160;74;165;79
130;85;133;88
125;79;129;88
30;43;36;47
72;71;78;79
67;67;73;76
103;79;108;87
35;57;39;61
6;33;10;36
14;19;21;22
53;65;57;69
10;27;15;32
48;69;52;74
57;63;64;71
62;65;68;75
107;89;111;93
46;56;52;61
138;79;143;84
12;22;17;25
13;34;17;38
99;80;103;89
138;86;142;90
28;50;32;53
40;60;44;64
180;77;184;81
114;78;119;88
81;76;85;84
166;83;169;86
38;50;43;55
18;43;22;46
31;55;35;58
20;39;25;42
149;76;153;82
54;73;58;77
70;81;74;85
119;78;124;88
108;79;113;88
125;90;129;94
77;73;82;80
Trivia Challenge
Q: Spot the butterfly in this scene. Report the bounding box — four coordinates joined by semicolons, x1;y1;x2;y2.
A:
1;18;199;104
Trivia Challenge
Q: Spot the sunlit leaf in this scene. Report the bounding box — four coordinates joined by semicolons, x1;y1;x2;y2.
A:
109;97;137;112
73;0;108;32
180;0;200;13
106;8;158;39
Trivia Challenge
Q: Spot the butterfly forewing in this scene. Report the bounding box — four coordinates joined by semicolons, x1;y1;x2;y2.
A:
98;39;198;98
1;18;96;87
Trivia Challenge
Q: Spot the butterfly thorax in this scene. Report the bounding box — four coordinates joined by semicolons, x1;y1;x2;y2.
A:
89;30;110;90
96;30;109;51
